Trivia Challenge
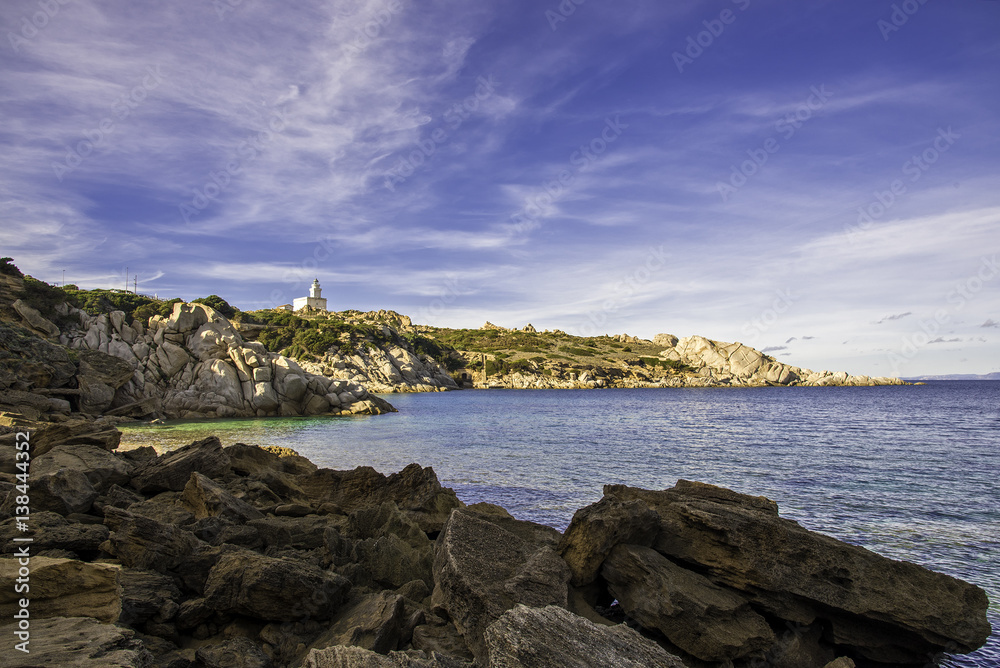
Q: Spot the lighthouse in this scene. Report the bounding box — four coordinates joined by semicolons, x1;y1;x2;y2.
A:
293;278;328;311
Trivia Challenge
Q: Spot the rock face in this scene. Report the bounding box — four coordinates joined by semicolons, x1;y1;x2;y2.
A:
483;604;687;668
563;480;992;665
303;645;468;667
0;616;153;667
307;591;408;655
12;298;60;338
0;556;122;623
602;544;774;661
204;550;351;622
298;463;463;533
558;496;659;586
0;321;77;420
131;436;231;493
299;342;459;395
431;509;570;659
458;330;905;390
659;334;904;387
56;301;395;419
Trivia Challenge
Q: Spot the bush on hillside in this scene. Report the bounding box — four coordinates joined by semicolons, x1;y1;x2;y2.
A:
192;295;236;318
1;258;24;277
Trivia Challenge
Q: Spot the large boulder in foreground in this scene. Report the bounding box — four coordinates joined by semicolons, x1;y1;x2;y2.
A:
1;468;97;515
298;463;462;533
483;604;687;668
430;509;570;660
204;550;351;622
601;481;992;664
602;544;773;662
304;645;468;667
306;591;408;656
102;507;205;572
558;496;659;586
0;616;153;667
130;436;231;494
0;557;121;623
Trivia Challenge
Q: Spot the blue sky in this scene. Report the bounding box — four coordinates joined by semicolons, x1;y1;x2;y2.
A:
1;0;998;377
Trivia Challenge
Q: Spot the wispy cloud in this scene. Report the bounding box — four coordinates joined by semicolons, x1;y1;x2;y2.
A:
874;312;913;325
2;0;999;376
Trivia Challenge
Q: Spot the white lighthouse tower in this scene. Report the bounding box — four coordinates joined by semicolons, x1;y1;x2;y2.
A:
293;278;328;311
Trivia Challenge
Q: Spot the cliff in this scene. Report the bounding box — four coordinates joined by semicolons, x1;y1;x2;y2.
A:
0;269;394;423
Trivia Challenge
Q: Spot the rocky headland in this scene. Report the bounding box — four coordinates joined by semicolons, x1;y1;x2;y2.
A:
0;424;991;667
426;327;905;390
0;269;395;422
0;262;905;431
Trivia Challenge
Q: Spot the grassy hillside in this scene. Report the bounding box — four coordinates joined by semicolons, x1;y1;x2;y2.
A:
418;326;693;380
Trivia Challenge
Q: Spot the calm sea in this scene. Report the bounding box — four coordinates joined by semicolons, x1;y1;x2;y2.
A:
121;381;999;667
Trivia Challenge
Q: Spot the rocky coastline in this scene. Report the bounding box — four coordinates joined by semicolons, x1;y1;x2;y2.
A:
0;422;991;667
1;267;907;430
461;332;906;391
1;268;395;422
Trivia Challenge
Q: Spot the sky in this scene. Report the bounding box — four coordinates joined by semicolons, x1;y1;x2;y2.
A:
1;0;998;377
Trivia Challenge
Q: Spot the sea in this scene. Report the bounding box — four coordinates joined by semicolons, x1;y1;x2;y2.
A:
121;381;1000;667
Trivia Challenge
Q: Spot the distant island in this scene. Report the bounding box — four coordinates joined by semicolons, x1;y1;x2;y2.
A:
904;373;1000;381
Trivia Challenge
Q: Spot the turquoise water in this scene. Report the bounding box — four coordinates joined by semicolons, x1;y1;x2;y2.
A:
121;382;1000;666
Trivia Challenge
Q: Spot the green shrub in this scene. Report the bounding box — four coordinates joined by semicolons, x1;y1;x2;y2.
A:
258;328;294;353
132;298;180;324
640;357;694;373
1;258;23;277
192;295;236;318
558;345;595;357
21;276;76;319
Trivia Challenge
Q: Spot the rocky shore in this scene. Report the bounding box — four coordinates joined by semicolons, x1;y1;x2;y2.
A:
0;421;990;667
468;333;905;390
1;268;394;421
1;267;906;416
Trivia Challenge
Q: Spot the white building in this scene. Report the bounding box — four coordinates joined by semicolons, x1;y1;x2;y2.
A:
293;278;328;311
